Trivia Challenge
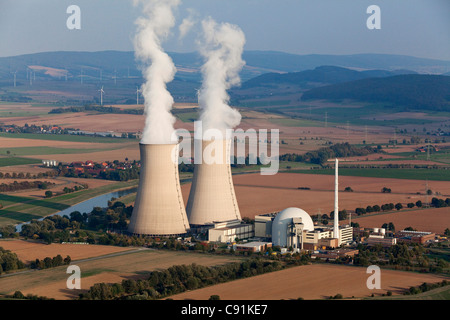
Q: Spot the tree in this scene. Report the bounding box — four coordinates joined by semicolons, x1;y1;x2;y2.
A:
382;187;391;193
395;203;403;211
45;190;53;198
209;295;220;300
416;200;423;208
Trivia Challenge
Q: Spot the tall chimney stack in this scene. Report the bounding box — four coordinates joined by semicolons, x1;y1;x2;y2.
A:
186;139;241;225
334;158;340;245
128;143;190;236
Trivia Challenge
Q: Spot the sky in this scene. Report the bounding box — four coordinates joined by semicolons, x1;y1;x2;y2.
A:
0;0;449;60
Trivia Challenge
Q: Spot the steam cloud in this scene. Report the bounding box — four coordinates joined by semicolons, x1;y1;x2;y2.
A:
197;17;246;136
178;8;197;40
133;0;180;144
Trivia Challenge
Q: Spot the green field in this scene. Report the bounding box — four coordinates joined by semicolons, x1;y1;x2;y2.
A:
175;111;199;123
371;285;450;300
290;167;450;181
239;100;292;108
387;150;450;165
0;156;42;167
268;118;323;128
0;132;134;144
0;179;139;227
0;146;115;156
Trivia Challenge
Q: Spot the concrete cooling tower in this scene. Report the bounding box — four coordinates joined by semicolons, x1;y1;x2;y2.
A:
186;139;241;225
128;143;190;236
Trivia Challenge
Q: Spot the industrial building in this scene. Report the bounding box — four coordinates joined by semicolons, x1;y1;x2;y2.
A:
254;208;353;251
186;139;241;226
365;235;397;247
310;248;359;261
42;160;57;167
396;230;435;244
251;159;353;251
128;143;190;236
207;220;254;243
235;241;272;253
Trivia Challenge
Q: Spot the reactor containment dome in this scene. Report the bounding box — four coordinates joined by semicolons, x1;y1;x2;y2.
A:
272;207;314;247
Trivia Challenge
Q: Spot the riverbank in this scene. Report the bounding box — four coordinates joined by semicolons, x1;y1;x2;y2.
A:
0;179;139;228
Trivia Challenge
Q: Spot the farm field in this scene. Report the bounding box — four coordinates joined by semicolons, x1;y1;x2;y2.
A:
0;241;244;300
169;264;448;300
182;172;450;234
0;239;133;263
0;179;138;227
353;207;450;234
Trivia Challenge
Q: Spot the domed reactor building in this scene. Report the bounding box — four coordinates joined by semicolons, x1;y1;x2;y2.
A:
272;207;315;250
128;143;190;236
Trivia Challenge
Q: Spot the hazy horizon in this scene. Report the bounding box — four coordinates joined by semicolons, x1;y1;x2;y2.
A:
1;0;449;60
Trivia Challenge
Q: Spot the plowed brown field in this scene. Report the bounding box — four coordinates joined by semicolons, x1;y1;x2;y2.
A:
182;173;449;234
170;264;448;300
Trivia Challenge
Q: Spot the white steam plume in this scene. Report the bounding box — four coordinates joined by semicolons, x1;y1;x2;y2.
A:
197;17;246;136
133;0;180;144
178;8;197;40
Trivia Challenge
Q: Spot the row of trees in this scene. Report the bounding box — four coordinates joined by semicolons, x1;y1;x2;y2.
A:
0;180;54;192
30;254;71;270
49;105;143;115
79;259;284;300
431;197;450;208
404;280;449;296
0;171;57;180
280;142;380;165
17;201;134;244
0;247;26;274
352;243;449;273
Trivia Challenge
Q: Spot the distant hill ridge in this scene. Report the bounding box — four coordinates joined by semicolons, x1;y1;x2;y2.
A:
1;50;449;81
240;65;418;89
301;74;450;111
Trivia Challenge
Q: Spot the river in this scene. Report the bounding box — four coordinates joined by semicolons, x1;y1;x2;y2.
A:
14;187;138;233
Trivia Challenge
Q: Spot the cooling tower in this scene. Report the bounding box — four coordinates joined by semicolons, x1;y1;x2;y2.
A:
186;139;241;225
128;143;190;235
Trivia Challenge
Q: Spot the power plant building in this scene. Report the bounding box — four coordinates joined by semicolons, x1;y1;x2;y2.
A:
208;220;254;243
186;139;241;226
254;208;353;251
128;143;190;236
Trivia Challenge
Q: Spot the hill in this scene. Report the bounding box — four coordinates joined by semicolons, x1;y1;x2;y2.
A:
1;50;449;83
0;50;448;105
301;74;450;111
240;65;417;90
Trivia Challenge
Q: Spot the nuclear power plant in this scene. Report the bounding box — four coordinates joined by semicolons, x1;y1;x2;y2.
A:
128;139;242;236
128;143;190;236
186;139;241;226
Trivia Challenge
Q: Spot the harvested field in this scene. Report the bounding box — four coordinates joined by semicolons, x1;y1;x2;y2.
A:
1;177;116;199
21;145;141;163
183;173;450;234
353;207;450;234
0;244;243;300
169;264;448;300
220;172;448;216
0;239;133;263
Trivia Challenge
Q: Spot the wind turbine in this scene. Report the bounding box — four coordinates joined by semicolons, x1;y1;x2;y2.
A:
98;86;105;106
12;70;17;87
136;87;141;105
